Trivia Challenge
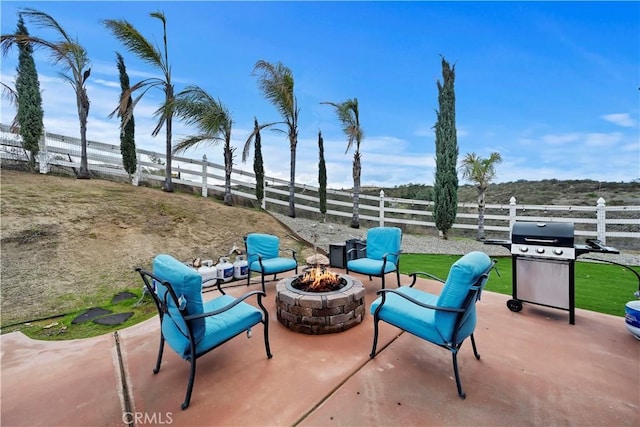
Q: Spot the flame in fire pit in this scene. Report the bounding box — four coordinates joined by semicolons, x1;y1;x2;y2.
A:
301;268;341;290
291;267;346;293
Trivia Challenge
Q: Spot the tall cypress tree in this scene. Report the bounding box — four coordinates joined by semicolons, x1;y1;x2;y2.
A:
432;57;458;239
116;52;136;180
253;118;265;206
15;16;44;172
318;130;327;219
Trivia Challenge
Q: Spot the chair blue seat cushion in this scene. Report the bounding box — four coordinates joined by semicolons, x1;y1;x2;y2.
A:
250;258;297;275
162;295;263;359
370;287;447;345
197;296;263;356
347;258;397;276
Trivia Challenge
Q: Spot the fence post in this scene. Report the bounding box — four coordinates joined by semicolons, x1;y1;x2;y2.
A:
379;189;385;227
201;155;208;197
37;129;50;174
509;196;517;230
596;197;606;244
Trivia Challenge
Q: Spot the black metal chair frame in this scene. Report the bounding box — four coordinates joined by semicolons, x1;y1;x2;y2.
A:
345;246;402;289
243;235;298;293
370;260;497;399
136;268;272;410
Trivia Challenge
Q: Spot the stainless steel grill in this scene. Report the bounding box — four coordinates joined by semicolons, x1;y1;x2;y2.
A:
485;221;619;324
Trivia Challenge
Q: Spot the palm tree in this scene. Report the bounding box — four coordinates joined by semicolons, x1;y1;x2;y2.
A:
172;85;235;205
103;11;175;192
321;98;363;229
460;152;503;240
1;83;19;130
252;60;299;218
2;8;92;178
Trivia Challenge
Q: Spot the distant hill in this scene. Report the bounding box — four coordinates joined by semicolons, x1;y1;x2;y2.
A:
362;179;640;206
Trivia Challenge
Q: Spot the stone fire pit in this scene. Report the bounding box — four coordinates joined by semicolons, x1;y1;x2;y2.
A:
275;273;365;334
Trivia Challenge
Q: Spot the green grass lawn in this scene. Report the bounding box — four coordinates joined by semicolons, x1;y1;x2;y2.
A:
400;254;639;317
1;287;158;341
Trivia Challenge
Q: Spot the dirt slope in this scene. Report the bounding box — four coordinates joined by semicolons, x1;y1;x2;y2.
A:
0;169;314;325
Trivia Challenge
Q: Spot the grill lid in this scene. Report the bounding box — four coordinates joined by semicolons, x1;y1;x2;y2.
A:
511;221;574;247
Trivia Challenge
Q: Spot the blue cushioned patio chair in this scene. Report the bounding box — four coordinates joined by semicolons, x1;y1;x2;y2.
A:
136;254;272;410
346;227;402;289
370;251;496;399
244;233;298;293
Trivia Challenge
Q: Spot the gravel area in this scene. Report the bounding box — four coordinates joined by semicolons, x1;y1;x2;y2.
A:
271;212;640;267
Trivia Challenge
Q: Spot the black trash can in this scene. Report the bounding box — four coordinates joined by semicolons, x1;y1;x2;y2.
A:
329;243;346;269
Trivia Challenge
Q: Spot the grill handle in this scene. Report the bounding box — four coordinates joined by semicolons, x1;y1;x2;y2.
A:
523;237;559;244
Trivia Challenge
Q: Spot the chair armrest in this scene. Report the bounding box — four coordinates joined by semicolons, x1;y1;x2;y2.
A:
381;249;402;262
280;248;297;262
184;290;268;320
346;247;366;255
214;279;226;295
375;288;464;313
407;271;445;287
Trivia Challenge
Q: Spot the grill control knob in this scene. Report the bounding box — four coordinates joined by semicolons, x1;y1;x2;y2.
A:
553;249;564;256
519;246;528;253
536;247;545;254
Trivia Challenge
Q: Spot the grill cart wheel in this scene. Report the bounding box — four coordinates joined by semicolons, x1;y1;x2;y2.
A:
507;299;523;312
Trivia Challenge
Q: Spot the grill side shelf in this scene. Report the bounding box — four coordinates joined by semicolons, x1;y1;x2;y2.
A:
483;240;512;251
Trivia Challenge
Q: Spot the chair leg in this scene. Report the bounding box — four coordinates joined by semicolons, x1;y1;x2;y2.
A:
257;294;273;359
370;317;380;358
261;273;266;293
396;269;401;287
153;335;165;374
451;351;466;399
182;357;197;410
247;272;251;287
381;274;386;289
263;321;273;359
470;333;481;360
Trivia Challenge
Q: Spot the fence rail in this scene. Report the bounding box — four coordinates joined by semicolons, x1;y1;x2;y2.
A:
1;124;638;249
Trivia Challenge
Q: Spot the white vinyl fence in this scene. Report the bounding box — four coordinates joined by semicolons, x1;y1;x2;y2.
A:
1;124;638;249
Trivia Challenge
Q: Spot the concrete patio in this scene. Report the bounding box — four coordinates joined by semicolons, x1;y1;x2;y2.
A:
1;268;638;426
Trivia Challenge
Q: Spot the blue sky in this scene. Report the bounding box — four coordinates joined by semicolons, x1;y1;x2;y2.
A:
1;1;638;189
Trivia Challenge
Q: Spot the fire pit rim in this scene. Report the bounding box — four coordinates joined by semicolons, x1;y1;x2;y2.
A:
283;273;354;296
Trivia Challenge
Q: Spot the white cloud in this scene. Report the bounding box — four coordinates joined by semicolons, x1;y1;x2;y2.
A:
601;113;637;128
584;132;622;147
92;79;120;89
541;133;581;145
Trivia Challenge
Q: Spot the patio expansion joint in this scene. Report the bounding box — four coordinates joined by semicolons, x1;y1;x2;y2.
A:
291;329;406;426
113;331;135;426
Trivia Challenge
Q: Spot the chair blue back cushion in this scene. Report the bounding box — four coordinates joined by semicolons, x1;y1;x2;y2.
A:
366;227;402;263
435;251;492;342
152;254;205;358
370;251;491;346
246;233;279;265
